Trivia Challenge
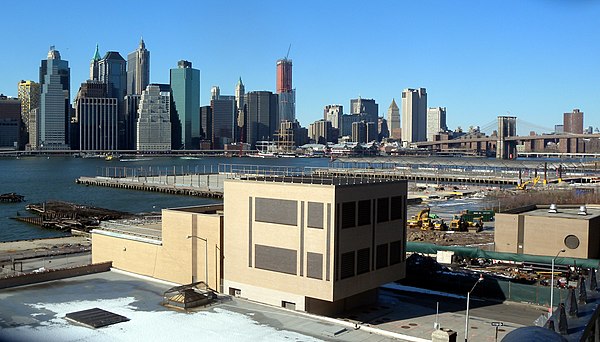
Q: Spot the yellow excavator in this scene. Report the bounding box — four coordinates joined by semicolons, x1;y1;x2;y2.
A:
516;176;541;190
449;214;483;232
407;207;431;229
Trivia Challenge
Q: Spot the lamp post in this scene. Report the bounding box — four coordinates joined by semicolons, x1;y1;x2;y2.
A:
465;274;484;342
187;235;208;286
549;249;566;317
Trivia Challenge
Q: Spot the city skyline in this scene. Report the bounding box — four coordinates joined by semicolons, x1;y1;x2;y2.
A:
1;1;599;132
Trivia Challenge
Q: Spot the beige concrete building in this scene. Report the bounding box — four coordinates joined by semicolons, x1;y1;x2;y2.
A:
92;174;407;315
495;204;600;259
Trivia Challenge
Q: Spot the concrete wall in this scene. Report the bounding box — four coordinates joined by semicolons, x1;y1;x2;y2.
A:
92;206;223;289
0;262;111;289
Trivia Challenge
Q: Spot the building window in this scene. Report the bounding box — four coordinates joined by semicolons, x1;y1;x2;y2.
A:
307;202;324;229
341;202;356;229
377;198;389;223
340;251;355;279
356;248;370;275
357;200;371;226
390;196;403;221
376;243;388;269
390;240;402;265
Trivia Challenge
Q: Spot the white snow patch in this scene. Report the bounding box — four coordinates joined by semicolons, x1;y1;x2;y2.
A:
0;297;322;342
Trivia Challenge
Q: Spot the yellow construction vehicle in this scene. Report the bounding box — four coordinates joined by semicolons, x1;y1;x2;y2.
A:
407;207;430;229
432;218;449;231
449;214;483;232
516;176;541;190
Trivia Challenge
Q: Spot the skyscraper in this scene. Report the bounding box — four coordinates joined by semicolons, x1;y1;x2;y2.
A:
235;78;245;142
211;95;235;149
136;85;171;151
276;58;295;123
426;107;447;141
126;38;150;96
324;105;343;130
244;91;278;148
350;97;378;124
75;80;118;151
564;109;584;134
0;95;22;150
98;51;127;148
387;99;400;139
89;44;101;81
17;80;40;144
170;60;200;149
39;46;70;150
401;88;427;143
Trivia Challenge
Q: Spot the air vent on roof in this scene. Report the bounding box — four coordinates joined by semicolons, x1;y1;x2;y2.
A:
548;204;558;213
578;205;588;216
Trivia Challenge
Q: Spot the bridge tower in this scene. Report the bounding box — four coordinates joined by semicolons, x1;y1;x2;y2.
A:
496;116;517;159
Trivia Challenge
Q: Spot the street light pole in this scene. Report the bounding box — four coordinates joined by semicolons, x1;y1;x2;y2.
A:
465;274;484;342
187;235;208;286
549;249;566;317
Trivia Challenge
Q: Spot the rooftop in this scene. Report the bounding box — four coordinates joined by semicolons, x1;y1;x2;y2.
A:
505;204;600;220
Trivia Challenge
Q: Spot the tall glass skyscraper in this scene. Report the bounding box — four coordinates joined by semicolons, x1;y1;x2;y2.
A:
39;46;70;150
170;60;200;149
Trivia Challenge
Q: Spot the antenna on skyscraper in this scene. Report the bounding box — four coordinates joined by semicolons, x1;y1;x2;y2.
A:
285;44;291;60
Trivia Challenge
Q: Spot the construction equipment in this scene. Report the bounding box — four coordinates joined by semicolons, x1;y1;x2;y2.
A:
461;209;495;222
407;207;430;229
516;175;541;190
432;218;449;231
449;213;483;232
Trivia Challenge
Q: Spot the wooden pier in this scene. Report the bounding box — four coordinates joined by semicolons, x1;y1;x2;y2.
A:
1;193;25;203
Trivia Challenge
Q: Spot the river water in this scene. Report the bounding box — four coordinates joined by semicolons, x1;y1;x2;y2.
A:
0;156;329;242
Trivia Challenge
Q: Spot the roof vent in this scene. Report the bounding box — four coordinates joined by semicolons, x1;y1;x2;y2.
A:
548;204;558;213
578;205;588;216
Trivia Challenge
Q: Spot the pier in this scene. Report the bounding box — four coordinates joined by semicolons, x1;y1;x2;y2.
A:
0;193;25;203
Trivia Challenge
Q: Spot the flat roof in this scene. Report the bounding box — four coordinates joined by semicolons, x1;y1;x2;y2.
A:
94;219;162;241
510;205;600;220
232;175;405;186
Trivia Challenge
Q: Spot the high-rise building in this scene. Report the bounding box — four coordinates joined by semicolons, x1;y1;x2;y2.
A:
235;78;245;142
309;119;332;145
401;88;427;143
170;60;200;149
200;105;212;142
89;44;101;81
352;121;367;143
387;99;400;139
211;85;220;101
39;46;70;150
127;38;150;96
564;109;584;134
75;81;118;151
426;107;447;141
98;52;127;100
350;98;378;124
276;58;295;124
324;105;343;130
378;117;389;141
123;94;142;150
211;95;235;149
17;80;40;144
136;85;171;151
340;114;361;137
244;91;278;148
0;95;22;150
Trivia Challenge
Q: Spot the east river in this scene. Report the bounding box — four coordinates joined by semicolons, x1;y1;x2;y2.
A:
0;156;329;242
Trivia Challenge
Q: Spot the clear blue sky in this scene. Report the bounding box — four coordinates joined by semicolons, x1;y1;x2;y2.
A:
1;1;599;134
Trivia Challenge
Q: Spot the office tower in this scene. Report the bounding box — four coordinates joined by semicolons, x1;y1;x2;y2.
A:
200;105;212;142
352;121;367;143
123;94;141;150
244;91;278;148
136;85;171;151
75;81;118;151
211;86;220;101
324;105;343;130
235;78;245;142
17;80;40;144
309;119;332;145
350;97;378;123
401;88;427;143
276;58;295;123
340;114;361;137
378;117;389;141
170;60;200;149
564;109;584;134
90;44;101;81
426;107;447;141
98;52;126;100
387;99;400;139
366;121;378;142
0;95;22;150
39;46;70;150
211;95;235;149
127;38;150;96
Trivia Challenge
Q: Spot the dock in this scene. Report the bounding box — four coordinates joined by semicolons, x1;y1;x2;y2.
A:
1;193;25;203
